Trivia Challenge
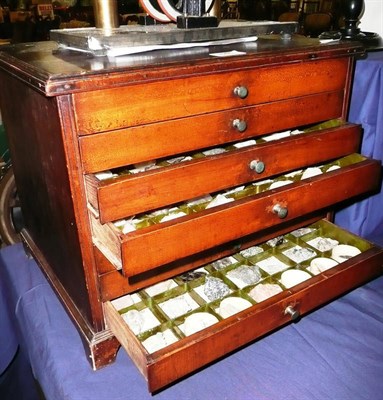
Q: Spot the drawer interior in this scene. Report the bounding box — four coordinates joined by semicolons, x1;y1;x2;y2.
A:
91;152;381;284
104;219;383;392
85;122;361;223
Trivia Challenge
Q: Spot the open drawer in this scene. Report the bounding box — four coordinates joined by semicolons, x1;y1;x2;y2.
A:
91;154;381;281
86;123;361;223
104;220;383;392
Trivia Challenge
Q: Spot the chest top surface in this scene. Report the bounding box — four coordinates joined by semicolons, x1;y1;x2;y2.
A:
0;35;364;96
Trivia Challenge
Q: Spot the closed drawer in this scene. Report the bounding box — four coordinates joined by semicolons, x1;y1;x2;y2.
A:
80;91;345;173
91;155;381;280
104;219;383;392
86;124;361;223
74;58;349;135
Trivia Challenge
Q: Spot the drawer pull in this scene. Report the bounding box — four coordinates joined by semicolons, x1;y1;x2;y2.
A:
272;204;288;219
249;160;265;174
233;86;248;99
232;118;247;132
284;305;300;321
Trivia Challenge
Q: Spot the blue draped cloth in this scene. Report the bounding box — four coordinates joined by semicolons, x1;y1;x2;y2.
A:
335;50;383;245
0;279;18;375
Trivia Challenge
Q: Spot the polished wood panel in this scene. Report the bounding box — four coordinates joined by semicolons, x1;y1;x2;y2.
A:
0;71;96;325
79;91;344;173
73;58;349;135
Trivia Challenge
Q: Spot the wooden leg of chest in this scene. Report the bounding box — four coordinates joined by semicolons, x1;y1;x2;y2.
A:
86;331;120;370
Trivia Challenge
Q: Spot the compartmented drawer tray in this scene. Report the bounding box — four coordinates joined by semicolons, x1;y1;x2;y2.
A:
92;154;380;280
86;124;361;223
104;220;383;392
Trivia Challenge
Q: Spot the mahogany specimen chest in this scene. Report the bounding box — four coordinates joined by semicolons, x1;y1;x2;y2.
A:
0;35;382;392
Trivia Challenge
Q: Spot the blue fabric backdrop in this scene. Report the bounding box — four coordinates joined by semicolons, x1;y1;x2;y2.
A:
335;50;383;245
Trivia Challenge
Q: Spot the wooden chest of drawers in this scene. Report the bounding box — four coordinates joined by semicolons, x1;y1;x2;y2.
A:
0;36;382;392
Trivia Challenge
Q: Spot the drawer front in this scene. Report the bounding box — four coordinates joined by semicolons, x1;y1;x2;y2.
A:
104;220;383;392
87;124;361;223
80;91;344;173
91;158;380;278
74;58;349;135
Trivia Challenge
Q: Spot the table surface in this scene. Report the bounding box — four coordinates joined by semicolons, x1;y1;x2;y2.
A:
1;50;383;400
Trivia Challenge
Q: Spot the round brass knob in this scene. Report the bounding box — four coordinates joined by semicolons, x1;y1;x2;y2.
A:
233;86;248;99
272;204;288;219
285;305;300;321
249;160;265;174
232;119;247;132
